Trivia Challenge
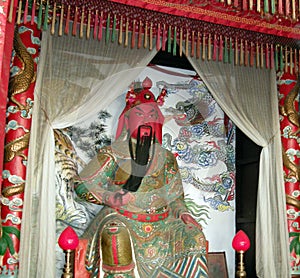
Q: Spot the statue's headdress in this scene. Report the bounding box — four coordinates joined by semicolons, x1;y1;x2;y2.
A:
115;77;167;144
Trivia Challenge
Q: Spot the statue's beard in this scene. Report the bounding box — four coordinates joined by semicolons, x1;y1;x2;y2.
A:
122;125;155;192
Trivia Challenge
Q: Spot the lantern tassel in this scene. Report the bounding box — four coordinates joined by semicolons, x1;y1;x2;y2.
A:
98;12;103;41
240;39;244;66
162;24;167;51
250;42;254;67
266;43;269;69
208;33;212;61
124;18;128;47
224;37;228;63
51;1;57;35
196;31;200;59
290;48;293;74
202;33;206;60
43;1;49;31
260;43;264;68
31;0;36;25
172;26;177;56
58;4;64;36
112;14;116;43
65;5;71;35
37;0;43;30
179;28;183;57
94;10;99;40
144;21;148;49
191;31;195;58
256;43;259;68
167;26;172;53
8;0;15;23
72;6;78;36
138;21;142;49
17;0;22;25
229;37;233;64
118;16;123;45
149;22;153;51
213;34;217;61
131;19;136;48
219;35;223;61
270;44;274;69
23;0;29;23
105;13;110;43
156;23;161;51
245;40;248;66
294;49;298;73
87;9;91;40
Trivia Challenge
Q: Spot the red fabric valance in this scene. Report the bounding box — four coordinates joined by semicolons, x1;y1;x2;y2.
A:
9;0;300;72
110;0;300;40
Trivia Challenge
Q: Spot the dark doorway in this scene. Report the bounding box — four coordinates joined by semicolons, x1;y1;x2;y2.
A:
150;49;260;277
235;127;261;278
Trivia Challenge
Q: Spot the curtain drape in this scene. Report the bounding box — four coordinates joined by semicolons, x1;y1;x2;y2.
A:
19;30;158;277
187;57;290;278
18;25;289;277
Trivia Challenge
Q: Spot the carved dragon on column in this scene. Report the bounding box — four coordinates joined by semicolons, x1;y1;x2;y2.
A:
279;75;300;184
278;72;300;274
1;24;40;276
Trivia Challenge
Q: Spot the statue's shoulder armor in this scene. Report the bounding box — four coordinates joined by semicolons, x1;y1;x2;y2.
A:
77;146;116;179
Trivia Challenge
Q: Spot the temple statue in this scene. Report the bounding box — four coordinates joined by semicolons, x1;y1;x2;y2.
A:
73;77;208;277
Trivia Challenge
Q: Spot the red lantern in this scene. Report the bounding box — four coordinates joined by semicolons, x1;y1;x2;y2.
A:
232;230;250;252
58;226;79;251
232;230;250;278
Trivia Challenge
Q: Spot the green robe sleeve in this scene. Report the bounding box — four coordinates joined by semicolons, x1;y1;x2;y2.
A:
74;146;118;205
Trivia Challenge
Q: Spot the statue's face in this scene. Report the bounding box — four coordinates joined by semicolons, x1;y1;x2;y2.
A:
126;103;160;139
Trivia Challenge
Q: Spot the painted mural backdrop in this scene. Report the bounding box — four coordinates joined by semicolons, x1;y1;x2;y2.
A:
55;65;236;277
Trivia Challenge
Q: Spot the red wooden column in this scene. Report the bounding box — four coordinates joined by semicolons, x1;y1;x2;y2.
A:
0;1;16;189
278;71;300;275
1;23;41;276
0;0;17;275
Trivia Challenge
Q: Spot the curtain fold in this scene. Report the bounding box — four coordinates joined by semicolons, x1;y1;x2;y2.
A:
19;30;158;277
187;57;290;277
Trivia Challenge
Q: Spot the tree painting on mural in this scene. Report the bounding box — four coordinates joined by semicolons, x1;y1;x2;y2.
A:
69;111;112;159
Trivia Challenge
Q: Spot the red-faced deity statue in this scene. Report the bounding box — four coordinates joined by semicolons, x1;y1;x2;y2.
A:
116;77;166;144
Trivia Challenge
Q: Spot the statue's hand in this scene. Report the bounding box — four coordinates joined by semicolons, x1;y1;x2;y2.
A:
181;213;202;230
106;190;134;208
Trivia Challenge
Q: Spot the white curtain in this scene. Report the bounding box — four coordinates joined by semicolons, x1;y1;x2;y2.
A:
187;57;290;278
18;26;289;278
19;30;158;278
